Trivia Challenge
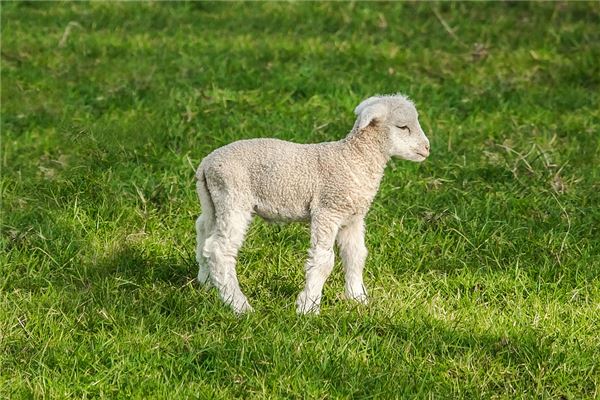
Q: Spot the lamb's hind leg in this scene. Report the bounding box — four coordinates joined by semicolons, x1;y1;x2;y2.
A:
203;209;253;314
296;213;341;314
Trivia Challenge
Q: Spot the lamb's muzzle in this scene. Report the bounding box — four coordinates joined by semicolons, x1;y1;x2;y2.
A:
194;93;430;314
414;142;430;159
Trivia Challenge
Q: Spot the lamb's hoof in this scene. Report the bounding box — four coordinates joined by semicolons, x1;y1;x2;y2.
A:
197;268;213;289
345;291;369;305
296;292;320;315
344;284;369;305
197;278;213;290
232;301;254;315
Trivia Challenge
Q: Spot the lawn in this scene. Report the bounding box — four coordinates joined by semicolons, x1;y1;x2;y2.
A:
1;2;599;398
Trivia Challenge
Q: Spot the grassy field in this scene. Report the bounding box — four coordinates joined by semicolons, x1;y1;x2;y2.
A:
2;2;599;398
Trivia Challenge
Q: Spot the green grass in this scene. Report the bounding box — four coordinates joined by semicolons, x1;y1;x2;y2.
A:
2;2;599;398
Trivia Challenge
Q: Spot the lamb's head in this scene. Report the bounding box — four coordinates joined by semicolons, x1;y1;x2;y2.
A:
354;94;430;162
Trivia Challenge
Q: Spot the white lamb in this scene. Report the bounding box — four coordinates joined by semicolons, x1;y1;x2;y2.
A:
195;94;430;314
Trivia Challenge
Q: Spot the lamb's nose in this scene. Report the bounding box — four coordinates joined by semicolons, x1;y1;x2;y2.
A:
423;144;430;156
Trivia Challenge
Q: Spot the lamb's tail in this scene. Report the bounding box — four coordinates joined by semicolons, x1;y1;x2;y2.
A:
195;161;216;271
196;162;215;224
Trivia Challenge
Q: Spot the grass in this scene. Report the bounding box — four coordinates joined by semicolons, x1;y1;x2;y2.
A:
1;2;599;398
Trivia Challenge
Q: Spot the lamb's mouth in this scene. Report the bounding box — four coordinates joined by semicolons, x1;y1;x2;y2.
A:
415;151;428;158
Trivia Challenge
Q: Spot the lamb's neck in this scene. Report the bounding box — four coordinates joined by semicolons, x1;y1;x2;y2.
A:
341;124;390;179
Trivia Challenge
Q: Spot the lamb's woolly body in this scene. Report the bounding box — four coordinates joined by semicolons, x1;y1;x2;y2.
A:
195;94;430;314
200;129;388;223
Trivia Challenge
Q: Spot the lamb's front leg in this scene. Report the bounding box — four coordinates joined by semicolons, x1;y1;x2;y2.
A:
296;214;340;314
336;217;368;304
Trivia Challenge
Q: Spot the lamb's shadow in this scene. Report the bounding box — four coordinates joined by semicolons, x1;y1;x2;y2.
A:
83;241;196;287
49;219;310;311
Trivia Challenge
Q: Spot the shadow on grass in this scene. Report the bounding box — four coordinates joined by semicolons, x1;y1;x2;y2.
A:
83;241;196;287
44;239;232;321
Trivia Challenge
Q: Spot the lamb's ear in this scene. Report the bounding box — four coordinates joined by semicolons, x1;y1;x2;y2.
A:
354;97;388;130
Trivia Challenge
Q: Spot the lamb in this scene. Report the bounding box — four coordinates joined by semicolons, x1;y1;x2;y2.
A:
194;94;430;314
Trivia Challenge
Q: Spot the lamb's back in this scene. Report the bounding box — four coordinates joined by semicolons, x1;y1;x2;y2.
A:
201;138;334;221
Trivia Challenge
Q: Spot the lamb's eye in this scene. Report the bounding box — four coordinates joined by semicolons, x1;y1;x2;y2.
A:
396;125;410;132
